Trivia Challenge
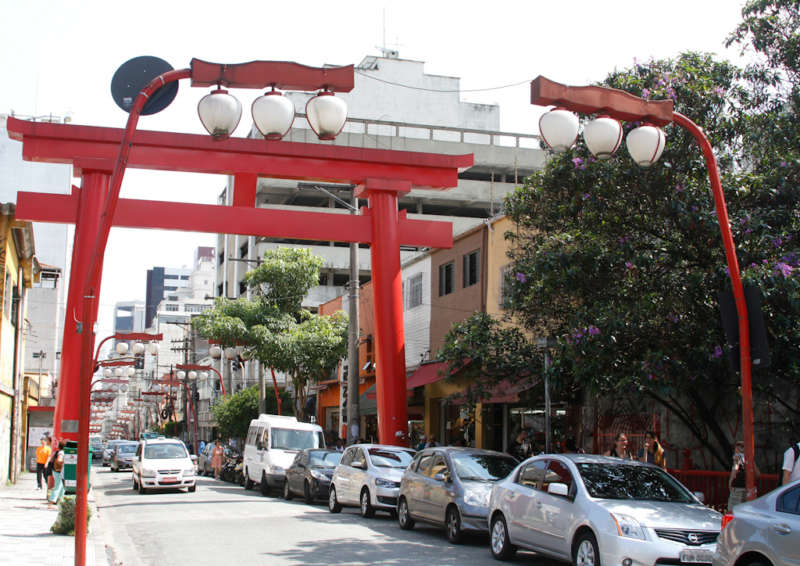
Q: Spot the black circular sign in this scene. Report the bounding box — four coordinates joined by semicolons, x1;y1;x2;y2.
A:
111;56;179;115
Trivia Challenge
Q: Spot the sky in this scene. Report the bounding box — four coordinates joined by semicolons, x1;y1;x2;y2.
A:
0;0;752;336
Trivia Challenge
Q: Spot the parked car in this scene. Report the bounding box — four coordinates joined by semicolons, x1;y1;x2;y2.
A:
284;449;343;503
713;479;800;566
110;441;139;472
132;438;197;494
197;443;216;476
488;454;722;563
328;444;415;518
103;439;126;466
398;447;517;543
90;437;105;463
242;414;326;495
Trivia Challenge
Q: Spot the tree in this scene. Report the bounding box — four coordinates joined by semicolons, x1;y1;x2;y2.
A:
194;248;349;421
212;386;259;440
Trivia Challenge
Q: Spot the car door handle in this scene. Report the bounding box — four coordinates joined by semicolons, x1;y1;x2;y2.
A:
536;501;542;508
772;523;791;535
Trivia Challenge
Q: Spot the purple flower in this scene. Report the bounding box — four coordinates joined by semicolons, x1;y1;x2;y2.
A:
691;205;698;212
744;228;752;234
625;261;634;269
668;313;679;323
780;161;788;167
763;259;769;264
648;373;656;380
713;86;724;96
641;88;650;99
619;236;629;245
713;345;723;359
773;238;783;247
583;193;591;200
675;183;683;193
572;157;584;168
588;325;601;336
774;262;793;278
724;266;731;277
515;272;527;283
750;263;757;269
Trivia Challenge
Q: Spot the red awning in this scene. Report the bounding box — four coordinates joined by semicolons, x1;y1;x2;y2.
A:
406;361;448;390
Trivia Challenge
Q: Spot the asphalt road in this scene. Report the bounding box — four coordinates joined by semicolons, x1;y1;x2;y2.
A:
92;466;560;566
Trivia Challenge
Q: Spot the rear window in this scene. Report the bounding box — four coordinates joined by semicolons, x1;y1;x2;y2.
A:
145;443;188;459
310;451;342;467
117;444;137;454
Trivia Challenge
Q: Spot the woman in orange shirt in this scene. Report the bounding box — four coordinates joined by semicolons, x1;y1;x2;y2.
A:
35;436;51;490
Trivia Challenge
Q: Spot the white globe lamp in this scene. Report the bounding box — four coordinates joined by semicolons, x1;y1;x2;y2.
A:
306;91;347;140
626;124;666;167
198;88;242;140
252;90;295;140
538;108;580;153
583;116;623;160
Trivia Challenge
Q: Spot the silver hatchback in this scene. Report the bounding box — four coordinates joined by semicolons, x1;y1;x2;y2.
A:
398;447;517;543
489;454;722;564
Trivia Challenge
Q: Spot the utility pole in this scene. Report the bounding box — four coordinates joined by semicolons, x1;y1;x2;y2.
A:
346;193;360;444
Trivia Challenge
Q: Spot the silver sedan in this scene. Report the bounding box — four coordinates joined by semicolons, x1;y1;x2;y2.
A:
488;454;722;565
397;447;517;543
713;479;800;566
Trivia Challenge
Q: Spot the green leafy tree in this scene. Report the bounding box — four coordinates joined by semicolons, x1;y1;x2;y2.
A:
212;386;260;440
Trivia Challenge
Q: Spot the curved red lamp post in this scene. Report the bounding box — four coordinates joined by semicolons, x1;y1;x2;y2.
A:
530;76;756;500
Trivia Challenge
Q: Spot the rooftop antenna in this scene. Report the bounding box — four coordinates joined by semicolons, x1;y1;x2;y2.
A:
377;8;399;59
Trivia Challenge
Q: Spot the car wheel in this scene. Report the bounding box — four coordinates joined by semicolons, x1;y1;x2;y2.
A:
137;477;147;495
446;506;463;544
260;472;271;496
328;485;342;513
304;480;314;504
283;480;293;500
132;476;138;490
360;488;375;518
573;532;601;566
188;485;196;493
244;470;254;490
490;514;516;560
398;497;415;530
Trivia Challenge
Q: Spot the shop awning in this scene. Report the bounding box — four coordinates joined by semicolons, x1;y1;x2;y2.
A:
451;376;540;405
405;361;448;390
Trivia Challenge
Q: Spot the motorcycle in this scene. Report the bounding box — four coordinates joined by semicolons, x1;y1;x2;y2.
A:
221;452;242;483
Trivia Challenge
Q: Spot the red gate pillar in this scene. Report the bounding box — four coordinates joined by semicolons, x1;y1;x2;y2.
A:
361;179;410;446
52;170;109;441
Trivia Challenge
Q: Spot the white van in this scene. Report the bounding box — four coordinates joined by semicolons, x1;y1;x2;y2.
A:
243;414;325;495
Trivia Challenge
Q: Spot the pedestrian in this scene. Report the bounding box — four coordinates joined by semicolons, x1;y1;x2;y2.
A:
334;438;344;452
511;430;531;460
728;439;760;511
48;440;66;509
638;431;666;468
35;436;51;491
425;435;439;448
198;439;206;454
415;435;426;451
211;439;225;480
604;432;632;459
782;439;800;485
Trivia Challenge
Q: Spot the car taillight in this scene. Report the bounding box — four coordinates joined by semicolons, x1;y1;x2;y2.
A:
721;513;734;530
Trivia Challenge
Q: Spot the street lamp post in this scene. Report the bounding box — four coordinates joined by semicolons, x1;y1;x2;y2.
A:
529;76;756;500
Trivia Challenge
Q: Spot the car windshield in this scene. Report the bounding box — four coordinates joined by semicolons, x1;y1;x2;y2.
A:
368;448;415;468
310;451;342;467
144;443;187;459
452;453;517;482
577;463;695;502
117;444;137;454
271;429;323;451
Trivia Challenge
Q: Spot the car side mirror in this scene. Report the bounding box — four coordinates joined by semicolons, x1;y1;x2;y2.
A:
352;461;365;469
434;472;451;483
547;482;570;498
190;455;198;462
256;441;263;450
693;491;705;503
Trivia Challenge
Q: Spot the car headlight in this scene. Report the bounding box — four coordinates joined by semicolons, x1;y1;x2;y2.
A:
464;490;490;507
141;468;156;478
268;465;284;474
183;468;194;476
611;513;646;540
310;469;329;481
375;478;397;488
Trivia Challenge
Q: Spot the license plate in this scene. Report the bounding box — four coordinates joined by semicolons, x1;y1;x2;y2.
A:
680;549;713;563
162;476;177;483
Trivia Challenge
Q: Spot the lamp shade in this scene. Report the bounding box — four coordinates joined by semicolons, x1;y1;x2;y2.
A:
147;342;160;355
201;372;209;380
306;92;347;140
120;384;129;393
115;342;129;355
224;347;237;360
197;89;242;140
114;367;124;377
131;342;145;355
583;116;623;160
626;124;666;167
126;366;136;377
103;368;113;378
188;370;198;380
252;91;295;140
111;384;119;392
209;345;222;359
176;370;186;380
538;108;579;153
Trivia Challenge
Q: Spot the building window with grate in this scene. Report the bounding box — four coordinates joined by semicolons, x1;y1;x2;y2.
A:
165;303;179;312
407;273;423;309
463;250;480;288
439;262;455;297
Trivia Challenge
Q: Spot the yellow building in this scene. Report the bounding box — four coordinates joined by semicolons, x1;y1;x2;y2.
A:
0;203;39;484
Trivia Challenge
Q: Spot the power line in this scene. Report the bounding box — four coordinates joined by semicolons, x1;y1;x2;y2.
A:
355;71;532;93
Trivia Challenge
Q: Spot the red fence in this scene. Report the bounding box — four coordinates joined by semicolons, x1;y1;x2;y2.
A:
668;469;779;511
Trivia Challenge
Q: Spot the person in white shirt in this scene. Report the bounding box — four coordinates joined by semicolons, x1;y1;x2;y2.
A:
782;441;800;485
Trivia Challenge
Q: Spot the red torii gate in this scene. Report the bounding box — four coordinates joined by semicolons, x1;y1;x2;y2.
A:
8;116;471;446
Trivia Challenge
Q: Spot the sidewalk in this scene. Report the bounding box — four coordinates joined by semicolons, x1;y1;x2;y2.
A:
0;469;109;566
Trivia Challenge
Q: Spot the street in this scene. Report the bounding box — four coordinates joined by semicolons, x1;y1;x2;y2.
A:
92;466;557;566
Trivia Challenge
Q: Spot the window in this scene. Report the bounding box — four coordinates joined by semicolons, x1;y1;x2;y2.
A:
351;448;367;468
415;453;434;475
3;271;11;318
240;242;249;258
517;459;547;490
406;273;423;309
239;281;247;296
499;264;514;309
545;459;574;494
340;447;355;467
427;454;449;479
463;250;480;287
439;262;455;296
165;304;179;312
778;486;800;515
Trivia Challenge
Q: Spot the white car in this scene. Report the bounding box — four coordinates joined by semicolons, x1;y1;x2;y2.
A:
713;479;800;566
488;454;722;565
132;438;197;494
328;444;415;518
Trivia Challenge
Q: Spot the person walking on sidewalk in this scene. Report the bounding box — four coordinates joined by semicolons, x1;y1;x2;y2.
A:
35;436;51;491
48;440;66;508
211;439;225;480
782;440;800;485
728;439;760;511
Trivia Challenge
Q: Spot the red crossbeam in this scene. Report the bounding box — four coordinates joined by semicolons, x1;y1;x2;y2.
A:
15;191;453;248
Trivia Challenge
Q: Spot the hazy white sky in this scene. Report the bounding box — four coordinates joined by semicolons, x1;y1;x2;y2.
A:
0;0;751;335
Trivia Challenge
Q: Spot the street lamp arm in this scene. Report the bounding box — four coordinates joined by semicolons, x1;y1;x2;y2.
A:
672;111;755;498
176;363;226;397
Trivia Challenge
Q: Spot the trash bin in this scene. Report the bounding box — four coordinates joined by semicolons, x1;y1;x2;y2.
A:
63;440;92;495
